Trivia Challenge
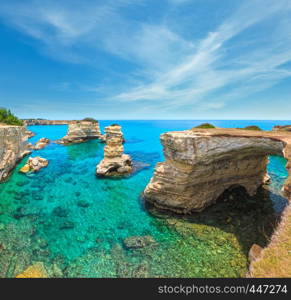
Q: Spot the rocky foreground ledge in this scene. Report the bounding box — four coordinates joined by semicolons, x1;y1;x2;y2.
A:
143;128;291;214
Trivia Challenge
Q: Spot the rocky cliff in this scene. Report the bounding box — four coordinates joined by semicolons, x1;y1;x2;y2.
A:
143;128;291;214
96;124;132;176
23;119;76;126
0;125;30;182
57;121;102;144
273;125;291;132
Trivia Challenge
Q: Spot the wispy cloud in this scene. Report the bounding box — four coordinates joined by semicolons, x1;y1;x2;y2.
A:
111;0;291;112
1;0;291;117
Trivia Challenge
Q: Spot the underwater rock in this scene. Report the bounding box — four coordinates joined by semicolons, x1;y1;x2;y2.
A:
34;137;50;150
32;192;44;201
59;221;75;230
0;125;31;182
248;244;263;262
96;124;133;177
53;206;69;217
16;262;48;278
57;120;102;144
123;235;157;249
143;127;291;213
19;156;48;173
77;200;90;208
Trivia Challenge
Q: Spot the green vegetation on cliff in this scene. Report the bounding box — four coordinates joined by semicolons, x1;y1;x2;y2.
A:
82;117;98;123
0;108;23;126
195;123;216;129
243;125;262;131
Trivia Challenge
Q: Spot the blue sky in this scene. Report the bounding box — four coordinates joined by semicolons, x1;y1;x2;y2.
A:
0;0;291;120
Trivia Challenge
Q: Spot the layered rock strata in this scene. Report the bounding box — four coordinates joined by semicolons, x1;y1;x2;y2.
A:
0;125;31;182
25;128;35;138
57;121;102;144
34;138;50;150
273;125;291;132
143;128;291;214
96;125;132;176
19;156;48;173
23;119;76;126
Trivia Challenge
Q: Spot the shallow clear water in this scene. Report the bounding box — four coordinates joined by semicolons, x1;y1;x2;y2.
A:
0;120;289;277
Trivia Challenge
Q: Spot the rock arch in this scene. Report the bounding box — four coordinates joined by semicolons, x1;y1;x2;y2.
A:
143;128;291;214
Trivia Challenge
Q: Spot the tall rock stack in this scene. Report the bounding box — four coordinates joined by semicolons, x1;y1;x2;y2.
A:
96;124;132;176
57;120;102;144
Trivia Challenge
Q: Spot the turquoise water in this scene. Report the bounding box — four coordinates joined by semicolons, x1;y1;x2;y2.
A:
0;120;289;278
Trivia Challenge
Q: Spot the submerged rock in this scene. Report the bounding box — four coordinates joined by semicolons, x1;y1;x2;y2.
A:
53;206;69;217
19;156;48;173
16;262;48;278
57;120;102;144
59;221;75;230
76;200;90;208
123;235;157;249
96;124;133;177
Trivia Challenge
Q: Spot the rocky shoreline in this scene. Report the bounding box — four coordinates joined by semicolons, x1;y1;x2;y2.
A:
23;119;76;126
1;122;290;277
0;125;31;182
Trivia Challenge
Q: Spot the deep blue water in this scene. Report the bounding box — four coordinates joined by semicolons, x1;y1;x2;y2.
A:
0;120;289;277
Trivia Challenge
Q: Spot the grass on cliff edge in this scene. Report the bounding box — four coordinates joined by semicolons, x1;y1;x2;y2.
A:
195;123;216;129
251;204;291;277
243;125;262;131
0;108;23;126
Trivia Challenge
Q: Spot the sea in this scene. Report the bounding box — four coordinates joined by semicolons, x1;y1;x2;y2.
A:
0;120;289;277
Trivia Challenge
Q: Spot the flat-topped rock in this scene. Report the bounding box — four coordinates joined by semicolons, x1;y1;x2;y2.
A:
57;120;102;144
143;128;291;213
19;156;48;173
96;124;132;176
34;138;50;150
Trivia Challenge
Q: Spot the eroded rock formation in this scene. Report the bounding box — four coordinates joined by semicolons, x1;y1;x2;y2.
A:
0;125;31;182
273;125;291;132
25;128;35;138
144;128;291;214
34;138;50;150
96;124;132;176
57;120;102;144
19;156;48;173
23;119;76;126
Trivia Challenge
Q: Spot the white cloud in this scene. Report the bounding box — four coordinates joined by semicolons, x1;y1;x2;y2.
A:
111;0;291;112
1;0;291;115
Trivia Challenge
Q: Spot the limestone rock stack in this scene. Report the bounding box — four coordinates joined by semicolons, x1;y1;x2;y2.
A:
143;128;291;214
96;124;132;176
57;120;102;144
34;138;50;150
0;125;31;182
19;156;49;173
